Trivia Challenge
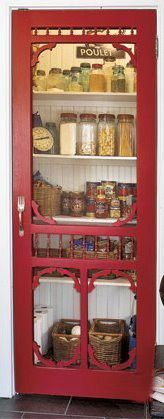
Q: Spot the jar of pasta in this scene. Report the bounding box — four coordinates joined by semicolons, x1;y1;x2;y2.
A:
117;114;134;157
89;64;106;92
98;114;116;156
77;114;97;156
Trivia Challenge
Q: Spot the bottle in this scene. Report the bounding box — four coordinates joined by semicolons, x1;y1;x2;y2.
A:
62;69;71;91
117;114;134;157
103;57;115;92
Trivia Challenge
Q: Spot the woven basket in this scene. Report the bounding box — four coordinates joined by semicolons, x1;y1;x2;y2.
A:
52;319;81;363
89;318;126;366
33;180;61;217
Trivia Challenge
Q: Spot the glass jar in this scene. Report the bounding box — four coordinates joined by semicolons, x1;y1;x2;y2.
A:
103;57;115;92
125;62;135;93
89;64;106;92
70;192;85;217
111;65;125;92
62;69;70;91
79;62;91;92
95;186;108;218
68;76;83;92
62;191;71;215
45;122;59;154
46;68;63;90
77;114;97;156
33;70;46;91
60;113;77;155
117;114;134;157
111;65;119;92
98;114;116;156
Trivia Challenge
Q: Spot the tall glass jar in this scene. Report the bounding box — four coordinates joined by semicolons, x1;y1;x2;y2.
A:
125;62;135;93
46;68;63;90
89;64;106;92
117;114;134;157
111;65;125;92
79;62;91;92
45;122;59;154
103;57;115;92
60;113;77;155
98;114;116;156
62;69;70;91
33;69;46;91
77;114;97;156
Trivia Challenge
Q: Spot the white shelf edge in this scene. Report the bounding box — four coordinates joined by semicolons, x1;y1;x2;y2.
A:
51;215;136;226
39;276;130;287
33;154;137;161
33;91;137;103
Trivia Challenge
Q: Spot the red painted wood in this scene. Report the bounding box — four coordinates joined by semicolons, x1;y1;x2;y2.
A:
13;9;156;402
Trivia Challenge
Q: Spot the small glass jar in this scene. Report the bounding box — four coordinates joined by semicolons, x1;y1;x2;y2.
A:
62;191;71;215
68;76;83;92
46;68;63;90
70;192;85;217
117;114;134;157
98;114;116;156
125;61;135;93
77;113;97;156
89;64;106;92
111;65;125;92
60;113;77;155
45;122;59;154
62;69;71;91
33;69;46;91
79;62;91;92
103;57;115;92
95;187;108;218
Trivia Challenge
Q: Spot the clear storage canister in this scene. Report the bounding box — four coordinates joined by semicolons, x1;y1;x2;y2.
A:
103;57;115;92
117;114;134;157
33;70;46;91
111;65;125;92
98;114;116;156
89;64;106;92
46;68;63;90
62;69;70;91
79;62;91;92
125;61;135;93
77;114;97;156
60;113;77;155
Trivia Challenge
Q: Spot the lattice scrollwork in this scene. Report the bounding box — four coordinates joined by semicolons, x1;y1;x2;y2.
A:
112;43;137;67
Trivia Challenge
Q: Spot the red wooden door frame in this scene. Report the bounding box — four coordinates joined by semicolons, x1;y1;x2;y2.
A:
12;9;156;401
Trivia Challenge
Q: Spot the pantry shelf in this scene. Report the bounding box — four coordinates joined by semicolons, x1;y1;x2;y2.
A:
51;215;137;226
39;276;131;287
33;91;137;103
33;154;137;166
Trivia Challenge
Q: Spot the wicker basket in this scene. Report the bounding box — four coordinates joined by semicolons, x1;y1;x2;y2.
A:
33;180;61;217
89;318;126;366
52;319;81;363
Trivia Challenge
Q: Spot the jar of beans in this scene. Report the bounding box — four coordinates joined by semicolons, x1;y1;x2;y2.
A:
98;114;116;156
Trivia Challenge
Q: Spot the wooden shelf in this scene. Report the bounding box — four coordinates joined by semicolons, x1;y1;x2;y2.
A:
33;154;137;166
33;91;137;102
39;276;131;287
51;215;136;226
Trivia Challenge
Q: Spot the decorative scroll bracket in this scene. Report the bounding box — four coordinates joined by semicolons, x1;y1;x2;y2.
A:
88;344;136;371
112;43;137;67
32;201;57;225
112;203;137;227
88;269;137;294
33;341;80;368
33;266;81;293
31;43;57;67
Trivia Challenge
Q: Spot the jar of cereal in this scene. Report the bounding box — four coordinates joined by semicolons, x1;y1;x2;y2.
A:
98;114;116;156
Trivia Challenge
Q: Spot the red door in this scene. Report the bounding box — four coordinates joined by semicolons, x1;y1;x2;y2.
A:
13;9;156;401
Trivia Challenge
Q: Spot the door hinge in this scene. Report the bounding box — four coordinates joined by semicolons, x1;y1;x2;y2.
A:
156;37;158;59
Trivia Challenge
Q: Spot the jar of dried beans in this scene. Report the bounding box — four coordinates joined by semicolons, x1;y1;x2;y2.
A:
77;114;97;156
117;114;134;157
98;114;116;156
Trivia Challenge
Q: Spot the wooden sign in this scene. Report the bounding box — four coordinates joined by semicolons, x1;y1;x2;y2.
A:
76;46;125;59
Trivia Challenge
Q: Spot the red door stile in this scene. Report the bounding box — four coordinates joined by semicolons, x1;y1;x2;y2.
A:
13;9;156;401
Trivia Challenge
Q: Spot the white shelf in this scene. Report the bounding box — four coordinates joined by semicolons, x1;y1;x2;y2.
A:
51;215;136;226
39;276;130;287
33;154;137;166
33;91;137;103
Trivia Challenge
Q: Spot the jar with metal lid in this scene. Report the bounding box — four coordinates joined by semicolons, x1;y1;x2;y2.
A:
111;65;125;92
117;114;134;157
60;113;77;155
77;114;97;156
89;64;106;92
68;76;83;92
70;192;85;217
45;122;59;155
98;114;116;156
62;69;71;91
79;63;91;92
62;191;71;215
95;186;108;218
33;69;46;91
103;57;115;92
125;61;135;93
46;68;63;90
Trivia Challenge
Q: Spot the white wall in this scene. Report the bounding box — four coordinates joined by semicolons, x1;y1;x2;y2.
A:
1;0;164;398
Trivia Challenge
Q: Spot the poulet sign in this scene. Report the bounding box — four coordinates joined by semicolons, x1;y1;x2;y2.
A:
76;46;125;59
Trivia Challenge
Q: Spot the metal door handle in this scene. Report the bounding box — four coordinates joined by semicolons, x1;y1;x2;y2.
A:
17;196;25;237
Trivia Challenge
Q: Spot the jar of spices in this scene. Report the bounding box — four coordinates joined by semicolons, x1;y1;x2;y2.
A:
122;237;134;259
117;114;134;157
95;186;108;218
77;114;97;156
110;197;121;219
89;64;106;92
125;61;135;93
45;122;59;154
79;63;91;92
60;113;77;155
62;70;70;91
103;57;115;92
33;69;46;91
62;191;71;215
70;192;85;217
47;68;63;90
98;114;116;156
